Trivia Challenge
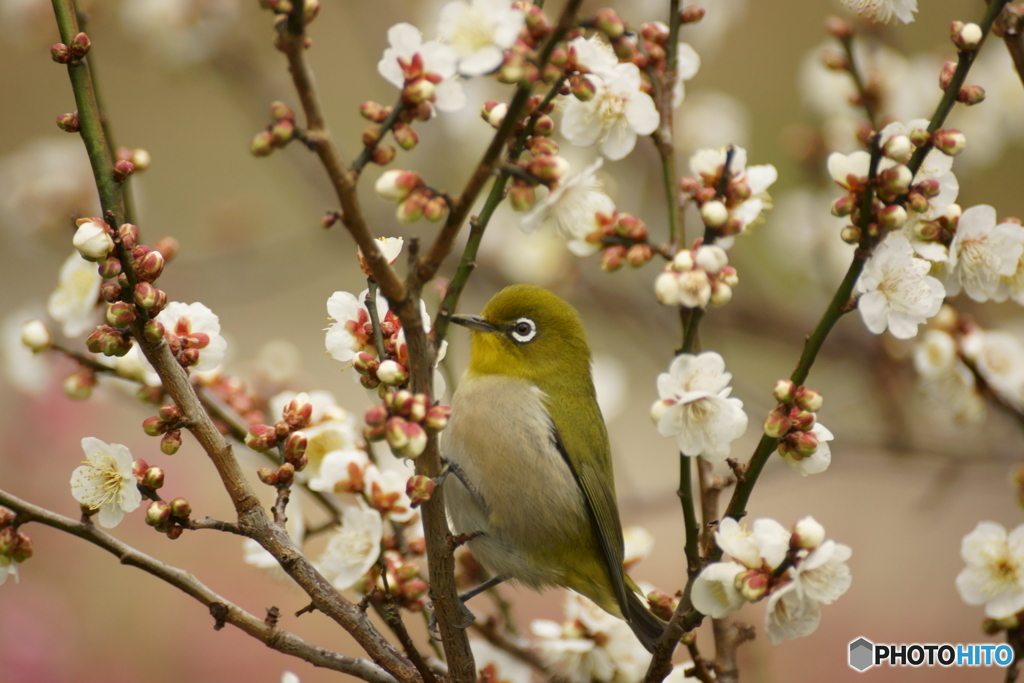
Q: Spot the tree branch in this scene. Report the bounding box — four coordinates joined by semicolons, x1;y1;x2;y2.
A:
0;489;396;683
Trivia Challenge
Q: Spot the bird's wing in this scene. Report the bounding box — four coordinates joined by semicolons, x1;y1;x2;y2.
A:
549;424;632;618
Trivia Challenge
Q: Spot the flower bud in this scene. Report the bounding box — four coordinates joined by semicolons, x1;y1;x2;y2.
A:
654;271;682;306
250;130;275;157
276;462;295;486
284;431;307;465
70;32;91;58
883;134;913;163
270;100;295;122
360;100;388;122
161;430;182;455
271;119;295;146
372;145;396;165
142;466;165;489
840;225;862;244
830;195;855;217
51;43;71;63
649;398;674;424
907;192;930;214
957;85;986;106
73;217;113;261
933;129;966;156
169;498;192;519
878;204;908;230
143;416;167;437
378;360;408;387
393;124;419;150
486;102;508;128
424;404;451;432
118;223;138;249
98;256;122;280
794;386;823;412
772;379;796;403
594;8;625;39
365;403;390;427
600;245;627;273
386;416;411;450
699;200;729;228
20;320;51;353
709;282;732;307
571;76;597;101
824;15;853;39
423;196;448;222
257;467;279;486
64;369;96;400
56;112;80;133
245;424;278;452
396;192;428;223
112;160;135;181
792;516;825;549
790;429;819;457
951;21;983;51
143;320;165;344
680;5;705;23
626;243;654;267
879;164;912;195
282;392;313;429
528;155;570;183
397;421;428;458
105;302;135;328
136;249;166;282
763;405;791;438
736;569;769;602
695;245;728;275
406;474;436;507
937;203;962;230
403;78;435;104
509;183;536;211
145;501;172;527
375;169;422;202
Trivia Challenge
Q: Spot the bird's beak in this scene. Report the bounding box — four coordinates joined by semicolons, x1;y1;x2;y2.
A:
450;314;498;333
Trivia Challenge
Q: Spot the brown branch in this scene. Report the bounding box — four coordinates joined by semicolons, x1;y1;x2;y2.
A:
0;488;396;683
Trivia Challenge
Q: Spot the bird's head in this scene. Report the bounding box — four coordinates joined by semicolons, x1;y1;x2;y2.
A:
451;284;593;386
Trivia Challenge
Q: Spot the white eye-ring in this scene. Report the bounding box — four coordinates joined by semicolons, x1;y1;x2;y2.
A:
510;317;537;343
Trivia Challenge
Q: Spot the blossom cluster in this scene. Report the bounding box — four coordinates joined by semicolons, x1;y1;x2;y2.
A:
364;390;451;459
681;146;778;242
957;521;1024;623
692;516;852;644
654;242;736;309
764;380;834;476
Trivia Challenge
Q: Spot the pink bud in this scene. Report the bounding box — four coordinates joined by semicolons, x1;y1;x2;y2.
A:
365;403;390;427
257;467;279;486
51;43;71;63
763;405;791;438
100;282;122;304
250;130;275;157
143;320;165;343
424;404;451;432
939;61;958;90
56;112;80;133
146;501;172;527
160;430;182;455
112;160;135;181
169;498;191;519
270;100;295;122
135;249;165;281
69;32;91;58
360;101;388;122
142;467;165;489
284;431;307;465
142;416;167;437
933;129;966;156
283;393;313;429
406;474;436;507
271;119;295;146
680;5;705;23
392;124;419;150
118;223;139;249
957;85;985;106
794;386;824;412
245;424;278;452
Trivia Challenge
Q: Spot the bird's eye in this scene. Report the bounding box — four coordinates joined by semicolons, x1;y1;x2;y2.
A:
510;317;537;343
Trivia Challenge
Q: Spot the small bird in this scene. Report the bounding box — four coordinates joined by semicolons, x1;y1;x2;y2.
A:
444;284;665;651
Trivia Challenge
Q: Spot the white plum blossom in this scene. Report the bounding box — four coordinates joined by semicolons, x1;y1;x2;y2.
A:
3;309;52;396
622;526;655;569
47;253;102;338
364;466;416;523
914;330;985;423
530;591;651;683
357;236;405;275
562;52;659;160
520;158;615;256
855;234;945;339
316;503;384;592
799;540;853;605
120;0;239;66
155;302;228;372
690;560;746;618
652;351;748;461
961;330;1024;411
377;23;465;113
946;205;1024;302
70;437;142;528
956;521;1024;618
308;448;370;494
300;416;364;486
840;0;917;24
437;0;524;76
764;580;821;645
780;422;834;476
0;555;19;586
716;517;790;570
269;390;350;428
324;288;389;367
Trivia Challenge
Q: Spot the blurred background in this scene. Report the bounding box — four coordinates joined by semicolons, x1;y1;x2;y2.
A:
2;0;1024;681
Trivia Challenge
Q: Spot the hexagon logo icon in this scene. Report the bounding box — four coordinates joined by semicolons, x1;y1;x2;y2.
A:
849;637;874;672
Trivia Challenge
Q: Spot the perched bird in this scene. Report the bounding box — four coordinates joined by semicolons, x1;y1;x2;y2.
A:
444;284;665;651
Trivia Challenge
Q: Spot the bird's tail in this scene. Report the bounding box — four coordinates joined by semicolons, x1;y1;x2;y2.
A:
623;588;668;654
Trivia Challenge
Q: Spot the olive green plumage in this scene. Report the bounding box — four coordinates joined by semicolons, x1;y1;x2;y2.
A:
444;284;665;652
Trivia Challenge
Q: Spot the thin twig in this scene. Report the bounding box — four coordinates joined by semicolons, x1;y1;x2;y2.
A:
0;488;396;683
